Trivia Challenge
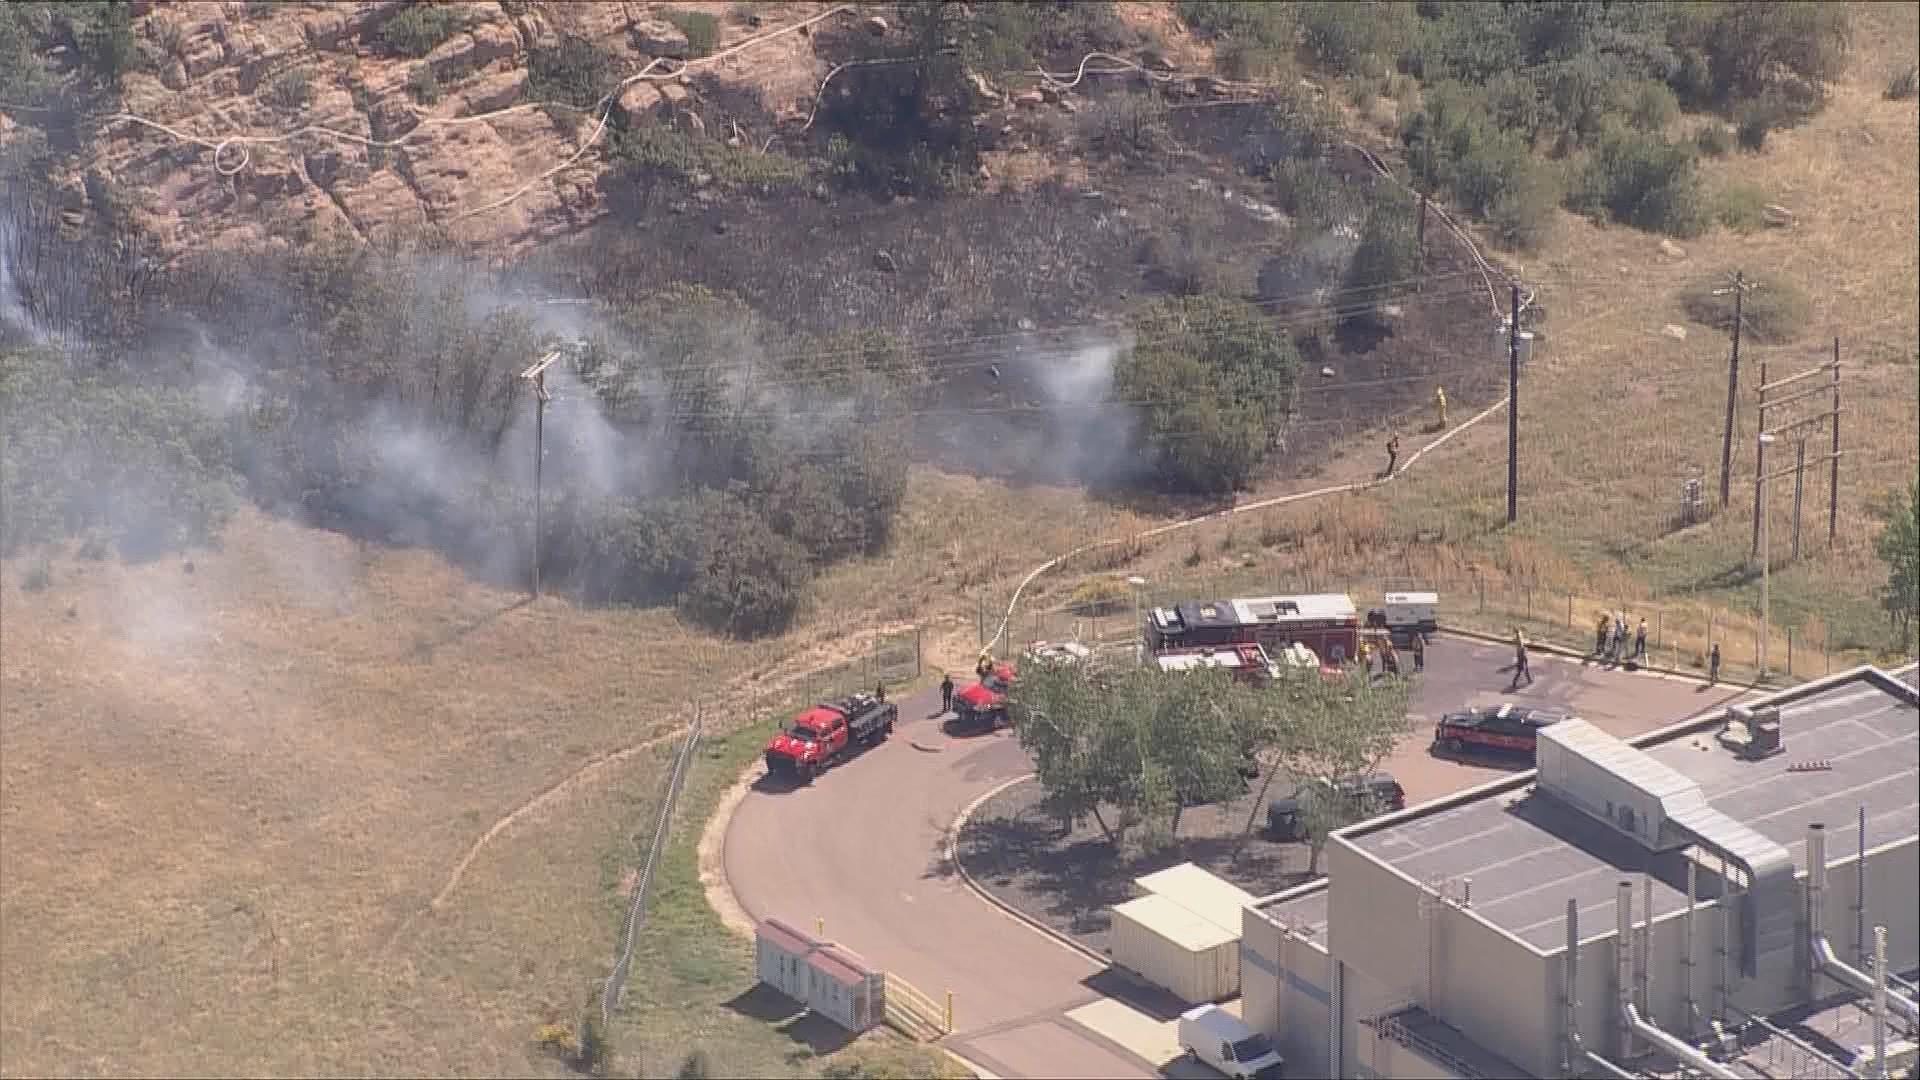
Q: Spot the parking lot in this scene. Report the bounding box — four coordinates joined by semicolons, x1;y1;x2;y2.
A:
723;632;1745;1079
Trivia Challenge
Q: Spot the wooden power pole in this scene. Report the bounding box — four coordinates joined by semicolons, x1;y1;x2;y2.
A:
520;349;563;599
1717;272;1749;508
1755;349;1844;566
1507;281;1520;525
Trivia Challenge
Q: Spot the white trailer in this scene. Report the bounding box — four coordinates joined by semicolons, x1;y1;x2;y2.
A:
1109;893;1241;1004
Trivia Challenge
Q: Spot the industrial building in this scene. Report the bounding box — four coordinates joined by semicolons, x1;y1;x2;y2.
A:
1241;665;1920;1079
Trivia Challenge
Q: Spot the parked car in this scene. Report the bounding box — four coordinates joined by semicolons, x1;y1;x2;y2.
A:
1177;1004;1286;1079
1266;773;1406;839
1431;703;1569;760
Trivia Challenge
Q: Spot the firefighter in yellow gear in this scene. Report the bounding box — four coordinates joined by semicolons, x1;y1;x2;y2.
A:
976;651;994;678
1434;386;1448;427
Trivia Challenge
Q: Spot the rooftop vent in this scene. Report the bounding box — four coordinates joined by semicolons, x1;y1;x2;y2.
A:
1716;704;1783;761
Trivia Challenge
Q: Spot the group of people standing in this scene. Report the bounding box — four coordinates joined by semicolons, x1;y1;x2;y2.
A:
1593;612;1649;666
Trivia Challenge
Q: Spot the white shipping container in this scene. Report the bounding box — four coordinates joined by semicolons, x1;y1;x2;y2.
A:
755;918;818;1004
1110;893;1241;1004
805;944;884;1033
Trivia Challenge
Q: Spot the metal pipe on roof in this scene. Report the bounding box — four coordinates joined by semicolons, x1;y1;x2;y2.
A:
1617;880;1745;1080
1583;1050;1643;1080
1565;898;1580;1077
1874;926;1889;1080
1809;823;1920;1026
1683;858;1699;1040
1638;875;1653;1032
1618;880;1635;1060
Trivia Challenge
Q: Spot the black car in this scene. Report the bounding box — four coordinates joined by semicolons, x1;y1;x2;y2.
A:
1266;773;1406;839
1432;703;1568;759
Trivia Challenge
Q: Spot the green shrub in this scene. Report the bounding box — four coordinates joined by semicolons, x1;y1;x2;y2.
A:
1342;188;1419;321
675;493;811;639
1714;184;1767;234
1298;1;1415;77
1735;103;1776;151
612;125;807;189
1067;578;1131;617
379;3;466;59
1574;123;1707;237
1114;294;1299;494
660;9;719;57
1694;123;1732;157
1679;275;1812;345
262;68;313;111
1079;91;1169;159
1214;39;1288;81
405;64;440;105
1178;1;1293;49
527;35;616;109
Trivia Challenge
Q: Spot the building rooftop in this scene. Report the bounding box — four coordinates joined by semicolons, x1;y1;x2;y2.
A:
1344;669;1919;951
1256;886;1330;945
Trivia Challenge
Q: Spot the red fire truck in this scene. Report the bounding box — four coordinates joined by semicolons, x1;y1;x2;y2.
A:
1146;593;1365;665
1153;643;1284;686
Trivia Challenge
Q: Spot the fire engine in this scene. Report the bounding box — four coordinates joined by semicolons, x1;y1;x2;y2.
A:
1147;593;1366;664
953;641;1089;733
1153;642;1284;686
763;692;897;782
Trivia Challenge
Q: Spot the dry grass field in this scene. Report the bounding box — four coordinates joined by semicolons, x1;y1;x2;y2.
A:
0;491;991;1078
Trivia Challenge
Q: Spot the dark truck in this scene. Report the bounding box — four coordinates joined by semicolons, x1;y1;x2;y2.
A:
763;693;897;782
1266;773;1407;840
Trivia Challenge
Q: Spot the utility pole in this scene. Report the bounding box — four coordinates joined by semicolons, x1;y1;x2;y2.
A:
1828;338;1842;545
1507;281;1520;524
1751;353;1769;559
520;350;563;599
1415;192;1428;291
1791;438;1806;560
1717;272;1750;508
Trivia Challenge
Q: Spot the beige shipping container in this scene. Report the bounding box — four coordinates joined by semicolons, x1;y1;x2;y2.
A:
1133;862;1257;933
1109;893;1241;1004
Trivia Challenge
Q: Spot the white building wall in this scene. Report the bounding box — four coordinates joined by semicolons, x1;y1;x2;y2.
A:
1242;905;1334;1077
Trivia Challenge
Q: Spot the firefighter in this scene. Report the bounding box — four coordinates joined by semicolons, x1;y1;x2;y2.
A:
1614;614;1628;662
1434;386;1448;427
940;672;955;714
1633;618;1648;664
1384;433;1402;477
976;650;994;679
875;682;886;703
1708;643;1721;686
1594;612;1611;657
1511;629;1533;688
1411;631;1426;672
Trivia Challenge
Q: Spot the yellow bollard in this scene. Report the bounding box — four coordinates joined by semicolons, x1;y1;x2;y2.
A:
945;990;954;1032
816;916;824;938
1435;385;1448;427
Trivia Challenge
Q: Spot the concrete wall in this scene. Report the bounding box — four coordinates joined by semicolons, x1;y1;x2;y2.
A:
1428;901;1553;1077
1243;906;1333;1077
1327;837;1426;1005
1832;837;1919;976
1349;1020;1468;1080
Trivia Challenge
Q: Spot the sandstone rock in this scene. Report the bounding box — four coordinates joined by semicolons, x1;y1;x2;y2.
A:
863;15;890;35
873;250;898;273
248;161;304;198
1038;84;1062;104
685;111;705;136
1013;89;1044;107
302;9;349;51
427;21;519;79
161;59;189;90
966;69;1001;106
458;69;527;116
182;39;225;79
330;165;423;239
614;82;663;125
630;18;692;59
304;150;344;189
655;80;690;113
1658;238;1686;259
1662;324;1688;341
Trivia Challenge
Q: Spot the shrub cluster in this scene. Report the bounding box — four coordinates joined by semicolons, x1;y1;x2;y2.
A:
378;3;467;59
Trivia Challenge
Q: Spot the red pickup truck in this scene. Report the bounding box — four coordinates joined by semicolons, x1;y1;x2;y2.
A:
764;693;898;782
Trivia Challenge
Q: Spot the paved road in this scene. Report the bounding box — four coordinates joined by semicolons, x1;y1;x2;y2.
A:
724;637;1733;1078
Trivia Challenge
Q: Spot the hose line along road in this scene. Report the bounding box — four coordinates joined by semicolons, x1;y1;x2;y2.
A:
724;685;1158;1079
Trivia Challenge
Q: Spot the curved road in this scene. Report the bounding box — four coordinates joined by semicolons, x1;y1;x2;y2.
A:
724;638;1744;1078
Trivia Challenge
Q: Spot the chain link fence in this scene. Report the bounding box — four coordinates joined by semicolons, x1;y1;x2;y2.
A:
996;560;1910;688
602;711;703;1025
745;628;925;730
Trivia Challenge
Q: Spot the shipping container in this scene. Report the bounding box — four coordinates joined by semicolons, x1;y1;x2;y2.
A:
755;918;819;1004
805;943;884;1033
1110;893;1241;1004
1133;862;1258;934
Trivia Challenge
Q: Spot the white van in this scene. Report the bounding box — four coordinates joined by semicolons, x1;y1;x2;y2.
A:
1176;1004;1286;1079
